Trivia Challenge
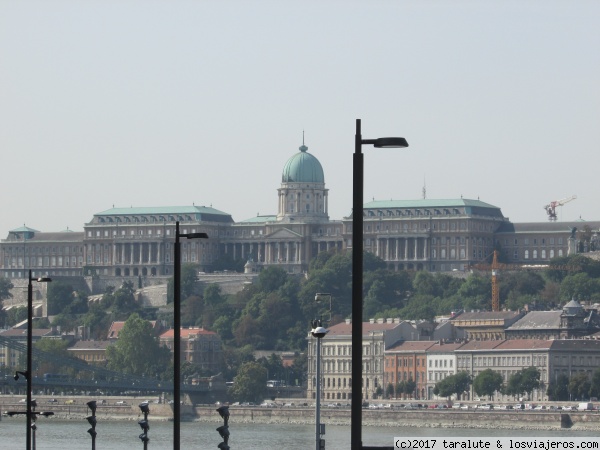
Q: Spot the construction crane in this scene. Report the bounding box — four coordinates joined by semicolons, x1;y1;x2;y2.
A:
470;250;579;311
544;195;576;221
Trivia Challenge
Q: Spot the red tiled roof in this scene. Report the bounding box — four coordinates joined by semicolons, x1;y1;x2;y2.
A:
426;342;466;352
108;320;159;339
160;328;217;339
494;339;553;351
455;340;504;351
386;341;436;352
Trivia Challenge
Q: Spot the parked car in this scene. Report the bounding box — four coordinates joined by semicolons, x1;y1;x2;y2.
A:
115;401;127;405
47;398;58;403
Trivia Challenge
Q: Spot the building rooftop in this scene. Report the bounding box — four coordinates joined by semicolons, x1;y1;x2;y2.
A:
160;327;218;339
506;311;562;330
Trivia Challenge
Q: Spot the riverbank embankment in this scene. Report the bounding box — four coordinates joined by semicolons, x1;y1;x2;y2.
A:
2;395;599;431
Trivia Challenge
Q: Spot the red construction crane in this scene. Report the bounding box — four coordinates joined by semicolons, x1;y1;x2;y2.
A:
469;250;579;311
544;195;576;221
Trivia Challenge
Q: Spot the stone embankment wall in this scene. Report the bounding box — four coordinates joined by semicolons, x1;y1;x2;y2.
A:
192;407;600;430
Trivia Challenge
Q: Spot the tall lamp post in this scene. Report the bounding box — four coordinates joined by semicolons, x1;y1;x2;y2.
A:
352;119;408;450
173;221;207;450
311;320;329;450
15;270;52;450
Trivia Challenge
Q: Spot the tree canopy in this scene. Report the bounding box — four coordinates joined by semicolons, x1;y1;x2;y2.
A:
105;313;171;379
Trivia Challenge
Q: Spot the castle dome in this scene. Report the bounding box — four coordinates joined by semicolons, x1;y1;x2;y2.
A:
281;144;324;183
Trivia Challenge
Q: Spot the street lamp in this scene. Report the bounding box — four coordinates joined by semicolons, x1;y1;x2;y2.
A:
311;320;329;450
173;221;208;450
17;270;52;450
352;119;408;450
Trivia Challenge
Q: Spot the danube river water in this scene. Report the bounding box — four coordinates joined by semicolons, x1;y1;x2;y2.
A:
1;419;598;450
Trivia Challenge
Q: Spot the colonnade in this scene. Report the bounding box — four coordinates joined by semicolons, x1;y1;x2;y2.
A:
374;236;428;261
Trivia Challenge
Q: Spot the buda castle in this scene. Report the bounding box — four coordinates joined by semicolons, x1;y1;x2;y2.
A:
2;142;599;281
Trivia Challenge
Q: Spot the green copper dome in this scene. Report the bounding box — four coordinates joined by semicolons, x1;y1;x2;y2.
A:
281;144;325;183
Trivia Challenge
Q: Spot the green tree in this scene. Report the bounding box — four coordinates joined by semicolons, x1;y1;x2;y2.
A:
505;367;541;399
457;275;491;311
6;306;28;326
386;383;395;399
0;277;13;327
433;372;471;400
589;368;600;400
404;379;417;398
34;339;71;375
230;361;267;403
106;313;171;378
473;369;504;399
47;280;75;315
81;303;111;340
0;277;13;300
167;263;200;303
547;374;570;401
569;372;591;401
560;273;600;302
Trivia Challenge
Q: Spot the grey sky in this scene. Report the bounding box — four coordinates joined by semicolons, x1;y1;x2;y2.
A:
1;0;598;235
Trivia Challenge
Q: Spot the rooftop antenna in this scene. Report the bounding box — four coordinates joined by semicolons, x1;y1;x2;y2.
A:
422;176;427;199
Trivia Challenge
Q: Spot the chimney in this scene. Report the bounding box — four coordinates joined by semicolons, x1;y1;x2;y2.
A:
369;318;375;324
345;319;351;325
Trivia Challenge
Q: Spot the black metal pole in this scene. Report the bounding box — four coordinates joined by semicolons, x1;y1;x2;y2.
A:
173;221;181;450
26;270;33;450
351;119;364;450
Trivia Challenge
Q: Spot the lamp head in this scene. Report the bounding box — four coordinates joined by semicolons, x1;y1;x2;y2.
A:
30;399;37;409
14;370;28;381
216;405;230;419
138;419;149;432
185;232;208;239
139;433;149;443
373;137;409;148
216;425;230;440
40;411;54;417
36;277;52;283
217;443;230;450
311;326;329;339
139;401;150;414
86;415;97;427
88;428;97;438
31;423;37;431
86;400;97;414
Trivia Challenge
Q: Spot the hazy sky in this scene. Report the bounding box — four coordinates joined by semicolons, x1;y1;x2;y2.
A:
1;1;598;236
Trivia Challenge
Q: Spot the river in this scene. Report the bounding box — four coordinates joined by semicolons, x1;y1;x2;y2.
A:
1;419;598;450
